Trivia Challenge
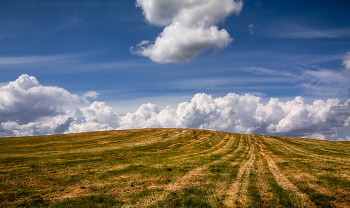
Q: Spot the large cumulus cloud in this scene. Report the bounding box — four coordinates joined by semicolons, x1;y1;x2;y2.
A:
131;0;243;63
1;74;350;140
116;93;350;140
0;74;81;137
67;101;120;133
0;74;78;125
0;75;116;137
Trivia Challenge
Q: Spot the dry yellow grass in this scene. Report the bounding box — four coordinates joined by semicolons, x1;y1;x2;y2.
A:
0;128;349;207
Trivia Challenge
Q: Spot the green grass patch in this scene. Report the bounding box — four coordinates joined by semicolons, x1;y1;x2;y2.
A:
53;194;123;208
292;180;335;208
247;163;264;208
151;186;211;208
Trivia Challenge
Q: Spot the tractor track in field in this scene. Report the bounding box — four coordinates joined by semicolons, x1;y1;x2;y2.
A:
263;136;350;165
224;135;255;207
1;129;350;207
129;134;243;208
256;136;317;208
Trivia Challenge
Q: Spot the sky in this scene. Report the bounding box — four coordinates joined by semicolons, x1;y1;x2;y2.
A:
0;0;350;140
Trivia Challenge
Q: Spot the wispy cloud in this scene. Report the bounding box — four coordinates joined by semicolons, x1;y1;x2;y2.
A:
4;1;104;8
0;52;151;74
300;69;350;95
242;67;296;77
162;76;297;90
265;22;350;39
0;53;86;66
279;29;338;39
55;16;84;30
165;78;234;89
243;52;350;96
249;24;255;35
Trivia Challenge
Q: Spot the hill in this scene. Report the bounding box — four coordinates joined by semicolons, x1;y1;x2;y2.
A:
0;128;350;207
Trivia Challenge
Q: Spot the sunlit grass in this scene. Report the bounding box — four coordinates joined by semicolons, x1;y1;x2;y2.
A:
0;128;349;207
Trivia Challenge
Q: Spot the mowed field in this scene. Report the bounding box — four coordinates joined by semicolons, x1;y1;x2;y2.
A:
1;129;350;207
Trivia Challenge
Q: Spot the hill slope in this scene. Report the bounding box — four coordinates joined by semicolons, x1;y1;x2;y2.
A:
1;129;350;207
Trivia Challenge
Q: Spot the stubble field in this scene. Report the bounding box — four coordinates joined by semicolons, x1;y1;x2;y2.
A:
1;128;350;207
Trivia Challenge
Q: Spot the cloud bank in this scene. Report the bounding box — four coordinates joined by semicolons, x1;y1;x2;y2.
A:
131;0;243;63
1;74;350;140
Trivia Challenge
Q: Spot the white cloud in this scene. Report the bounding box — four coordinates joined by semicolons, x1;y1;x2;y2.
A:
132;0;243;63
1;75;350;141
344;116;350;127
0;74;102;137
265;97;349;140
1;114;76;137
67;101;120;133
119;103;161;129
84;91;100;99
337;136;350;142
113;93;350;140
132;24;232;63
0;74;79;125
249;24;255;35
342;52;350;70
136;0;243;27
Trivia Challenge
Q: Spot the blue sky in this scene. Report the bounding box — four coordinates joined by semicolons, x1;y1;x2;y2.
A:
0;0;350;140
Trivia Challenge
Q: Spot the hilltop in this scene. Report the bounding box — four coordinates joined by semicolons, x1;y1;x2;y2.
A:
1;128;350;207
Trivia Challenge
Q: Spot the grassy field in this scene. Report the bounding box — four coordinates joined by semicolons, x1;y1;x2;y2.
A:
1;128;350;207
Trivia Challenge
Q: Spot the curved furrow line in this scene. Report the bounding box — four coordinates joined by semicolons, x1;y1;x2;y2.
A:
210;134;240;156
11;129;171;157
85;128;168;145
107;129;195;150
178;131;218;148
18;129;139;147
255;136;317;208
224;135;255;207
279;136;350;155
264;136;350;165
129;134;242;208
1;129;168;157
169;133;235;166
266;135;350;159
144;128;197;147
255;147;275;204
169;132;230;161
213;135;248;197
